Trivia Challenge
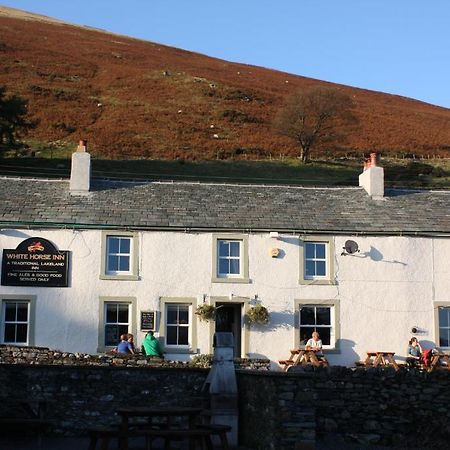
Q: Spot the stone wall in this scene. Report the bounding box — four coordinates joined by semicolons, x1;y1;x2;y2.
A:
1;346;449;449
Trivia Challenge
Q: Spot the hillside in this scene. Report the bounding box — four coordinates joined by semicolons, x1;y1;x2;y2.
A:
1;6;450;160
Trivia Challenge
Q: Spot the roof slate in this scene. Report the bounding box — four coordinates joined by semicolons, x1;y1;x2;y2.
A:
0;177;449;235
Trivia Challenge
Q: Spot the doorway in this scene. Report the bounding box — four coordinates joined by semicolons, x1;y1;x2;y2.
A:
215;303;242;357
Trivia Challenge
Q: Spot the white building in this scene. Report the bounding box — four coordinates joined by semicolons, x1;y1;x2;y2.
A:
0;145;449;368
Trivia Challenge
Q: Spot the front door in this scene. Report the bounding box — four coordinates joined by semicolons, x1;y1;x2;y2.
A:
215;303;242;357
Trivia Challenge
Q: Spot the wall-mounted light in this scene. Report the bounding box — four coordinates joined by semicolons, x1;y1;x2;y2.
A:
269;231;279;239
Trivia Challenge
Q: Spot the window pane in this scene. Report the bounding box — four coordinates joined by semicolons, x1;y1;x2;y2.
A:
318;327;331;346
108;255;119;272
167;306;178;324
305;260;315;277
105;325;119;346
16;324;28;343
316;243;326;259
5;303;16;322
119;238;130;253
119;256;130;271
4;323;16;342
305;243;315;259
439;329;449;347
106;304;117;323
229;259;240;274
316;307;331;325
316;261;326;276
178;326;189;345
218;241;229;257
17;304;28;322
166;326;177;345
299;326;315;345
117;304;129;323
230;241;240;257
218;258;229;275
178;307;189;324
300;307;315;325
439;307;449;327
108;237;120;253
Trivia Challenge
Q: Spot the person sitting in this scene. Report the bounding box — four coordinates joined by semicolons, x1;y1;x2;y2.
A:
142;331;163;357
305;331;323;359
115;334;135;354
406;337;422;367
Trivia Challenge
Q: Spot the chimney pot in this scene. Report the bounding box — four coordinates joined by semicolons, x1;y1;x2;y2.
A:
77;140;87;152
370;152;378;167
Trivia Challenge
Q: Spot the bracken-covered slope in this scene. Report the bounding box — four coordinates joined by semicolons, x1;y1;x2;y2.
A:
1;6;450;159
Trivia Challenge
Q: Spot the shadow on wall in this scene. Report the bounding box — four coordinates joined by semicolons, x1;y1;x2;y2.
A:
333;339;359;366
355;246;407;266
263;310;293;332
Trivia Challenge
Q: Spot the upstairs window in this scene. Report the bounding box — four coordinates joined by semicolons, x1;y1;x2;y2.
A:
299;237;334;285
212;234;249;283
101;232;139;280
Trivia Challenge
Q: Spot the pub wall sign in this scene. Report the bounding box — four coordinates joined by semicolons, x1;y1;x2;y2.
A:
1;237;70;287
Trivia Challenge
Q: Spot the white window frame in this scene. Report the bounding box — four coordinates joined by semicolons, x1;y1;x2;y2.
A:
294;299;340;352
97;297;136;352
159;297;197;354
100;231;139;281
435;303;450;349
212;234;249;283
299;236;334;285
0;295;36;346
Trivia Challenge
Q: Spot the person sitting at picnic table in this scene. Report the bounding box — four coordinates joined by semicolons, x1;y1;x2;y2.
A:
305;331;323;355
142;331;163;357
406;337;422;367
114;334;135;354
127;333;136;353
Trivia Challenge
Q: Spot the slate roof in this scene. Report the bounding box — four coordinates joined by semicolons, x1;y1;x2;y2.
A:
0;177;449;235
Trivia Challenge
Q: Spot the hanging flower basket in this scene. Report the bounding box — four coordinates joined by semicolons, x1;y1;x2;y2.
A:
195;304;216;321
246;305;270;325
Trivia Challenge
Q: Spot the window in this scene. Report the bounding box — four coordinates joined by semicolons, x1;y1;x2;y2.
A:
299;236;334;284
98;297;136;352
212;234;249;283
166;304;189;346
100;232;139;280
104;303;130;347
159;297;197;353
438;307;450;347
294;299;339;350
1;296;35;346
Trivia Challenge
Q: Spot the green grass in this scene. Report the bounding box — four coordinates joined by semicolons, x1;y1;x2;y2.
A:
0;145;449;188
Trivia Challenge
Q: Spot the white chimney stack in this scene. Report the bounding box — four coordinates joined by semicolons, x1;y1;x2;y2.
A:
70;139;91;194
359;152;384;199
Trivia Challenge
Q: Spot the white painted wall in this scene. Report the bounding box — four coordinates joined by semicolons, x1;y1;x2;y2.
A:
0;229;448;368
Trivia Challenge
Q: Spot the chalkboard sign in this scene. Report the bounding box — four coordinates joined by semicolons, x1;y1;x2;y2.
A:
140;311;155;331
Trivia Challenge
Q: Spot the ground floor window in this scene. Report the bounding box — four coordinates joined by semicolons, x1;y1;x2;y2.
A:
166;304;190;346
294;299;339;350
438;306;450;347
104;302;130;347
1;300;29;345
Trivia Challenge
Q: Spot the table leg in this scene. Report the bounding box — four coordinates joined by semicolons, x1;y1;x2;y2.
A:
373;354;382;367
387;355;399;370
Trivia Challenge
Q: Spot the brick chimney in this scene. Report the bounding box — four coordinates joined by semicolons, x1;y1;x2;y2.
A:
359;152;384;199
70;140;91;194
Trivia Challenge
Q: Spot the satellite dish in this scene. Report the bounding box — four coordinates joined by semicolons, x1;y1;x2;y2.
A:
342;240;359;255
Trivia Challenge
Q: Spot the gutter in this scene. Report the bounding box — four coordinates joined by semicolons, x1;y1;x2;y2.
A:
1;220;449;239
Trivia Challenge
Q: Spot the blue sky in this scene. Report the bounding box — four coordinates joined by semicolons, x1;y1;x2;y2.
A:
3;0;450;108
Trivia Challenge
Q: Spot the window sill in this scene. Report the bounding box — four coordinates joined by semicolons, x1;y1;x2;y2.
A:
299;279;335;286
212;277;250;284
100;274;139;281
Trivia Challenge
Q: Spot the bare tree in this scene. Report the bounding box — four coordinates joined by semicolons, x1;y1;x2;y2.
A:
274;86;354;162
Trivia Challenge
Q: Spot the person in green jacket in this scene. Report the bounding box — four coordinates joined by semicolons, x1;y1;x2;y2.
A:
142;331;163;357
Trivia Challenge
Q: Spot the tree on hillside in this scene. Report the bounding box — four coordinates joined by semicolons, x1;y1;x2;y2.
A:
274;86;355;163
0;86;36;151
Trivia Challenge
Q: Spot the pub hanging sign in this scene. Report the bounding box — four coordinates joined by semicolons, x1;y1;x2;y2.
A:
1;237;70;287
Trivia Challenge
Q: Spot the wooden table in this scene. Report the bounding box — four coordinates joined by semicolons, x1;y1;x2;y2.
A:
364;351;399;370
279;349;328;371
116;406;204;450
429;353;450;371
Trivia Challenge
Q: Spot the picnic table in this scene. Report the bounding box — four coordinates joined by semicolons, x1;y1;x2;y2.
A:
279;349;328;371
429;352;450;371
362;351;399;370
